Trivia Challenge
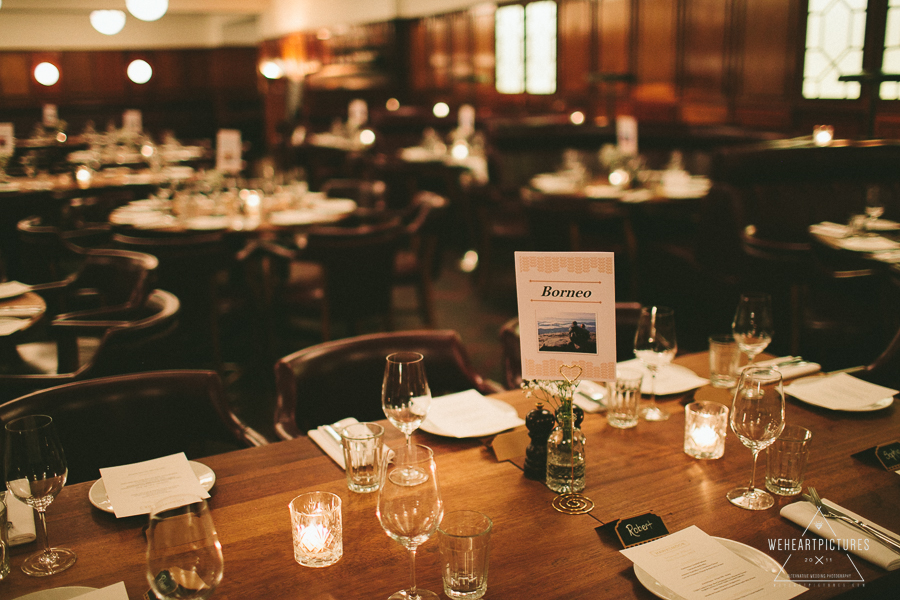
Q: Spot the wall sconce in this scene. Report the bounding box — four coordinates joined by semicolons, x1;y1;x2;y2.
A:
813;125;834;147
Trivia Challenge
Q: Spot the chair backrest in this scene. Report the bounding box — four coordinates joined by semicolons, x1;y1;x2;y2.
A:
0;370;265;485
400;190;450;278
321;178;387;209
274;329;503;438
305;220;405;326
498;302;643;390
60;248;159;315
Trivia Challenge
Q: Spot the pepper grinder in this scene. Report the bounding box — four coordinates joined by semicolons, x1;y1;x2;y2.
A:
524;402;555;480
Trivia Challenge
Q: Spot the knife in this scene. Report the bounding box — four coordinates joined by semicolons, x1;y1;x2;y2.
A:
321;424;343;445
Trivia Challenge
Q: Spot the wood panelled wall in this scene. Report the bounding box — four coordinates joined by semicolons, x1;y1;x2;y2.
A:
0;47;263;153
263;0;900;142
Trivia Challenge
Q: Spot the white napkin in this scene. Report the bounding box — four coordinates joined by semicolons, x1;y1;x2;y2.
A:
0;317;29;335
5;492;37;545
785;373;898;411
809;221;851;238
836;236;900;252
749;356;822;379
574;380;607;413
308;417;358;469
617;359;709;395
0;280;30;299
781;500;900;570
620;189;654;203
422;390;525;438
74;581;129;599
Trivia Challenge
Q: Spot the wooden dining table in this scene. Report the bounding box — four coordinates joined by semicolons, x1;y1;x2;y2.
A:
5;352;900;599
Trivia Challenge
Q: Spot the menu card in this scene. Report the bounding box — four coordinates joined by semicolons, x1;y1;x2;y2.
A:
785;373;898;411
622;526;806;599
99;453;209;518
423;390;525;437
216;129;243;174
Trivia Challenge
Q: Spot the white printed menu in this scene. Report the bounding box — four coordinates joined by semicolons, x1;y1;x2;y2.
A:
216;128;243;174
515;252;617;382
0;123;14;156
99;453;209;518
123;109;143;134
622;526;806;599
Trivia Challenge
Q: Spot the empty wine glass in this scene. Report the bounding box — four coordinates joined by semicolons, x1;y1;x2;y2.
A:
727;367;785;510
4;415;76;576
377;444;444;600
146;496;224;600
633;306;677;421
732;293;773;365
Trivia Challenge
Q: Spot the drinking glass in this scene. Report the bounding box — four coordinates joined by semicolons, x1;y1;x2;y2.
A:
865;184;885;228
377;444;444;600
732;293;773;364
382;352;432;483
727;367;785;510
633;306;677;421
4;415;76;576
146;496;224;600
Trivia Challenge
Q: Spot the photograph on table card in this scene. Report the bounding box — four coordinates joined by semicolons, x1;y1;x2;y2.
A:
515;252;617;382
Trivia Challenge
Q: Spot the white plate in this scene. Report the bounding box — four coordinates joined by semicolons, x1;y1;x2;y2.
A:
786;376;894;412
634;537;782;600
184;216;230;230
420;397;520;438
312;198;357;214
14;587;97;600
89;461;216;514
0;280;30;300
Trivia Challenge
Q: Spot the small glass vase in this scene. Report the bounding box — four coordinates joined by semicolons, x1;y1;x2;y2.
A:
546;406;586;494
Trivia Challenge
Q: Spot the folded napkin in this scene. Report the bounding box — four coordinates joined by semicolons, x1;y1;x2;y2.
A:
748;356;822;379
781;500;900;570
308;417;358;469
574;380;607;413
0;317;29;335
5;492;37;545
836;236;900;252
809;221;851;238
0;280;30;299
617;359;709;395
75;581;129;599
423;390;524;438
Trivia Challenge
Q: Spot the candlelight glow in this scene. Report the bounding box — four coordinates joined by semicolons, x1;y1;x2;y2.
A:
570;111;585;125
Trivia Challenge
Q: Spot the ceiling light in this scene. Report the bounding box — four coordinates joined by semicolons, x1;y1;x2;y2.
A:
90;10;126;35
127;60;153;84
260;60;284;80
433;102;450;118
126;0;168;22
34;62;60;86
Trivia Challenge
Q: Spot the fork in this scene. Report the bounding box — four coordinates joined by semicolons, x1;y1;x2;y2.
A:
803;487;900;554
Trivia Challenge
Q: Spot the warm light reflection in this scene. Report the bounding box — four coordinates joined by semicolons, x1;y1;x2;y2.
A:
433;102;450;118
386;98;400;111
451;141;469;160
75;165;93;187
90;10;126;35
358;129;376;146
127;60;153;84
126;0;167;22
813;125;834;147
34;62;60;86
609;169;630;187
260;60;284;80
569;111;585;125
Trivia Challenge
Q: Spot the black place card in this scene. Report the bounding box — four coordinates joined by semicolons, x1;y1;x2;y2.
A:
875;441;900;471
614;513;669;549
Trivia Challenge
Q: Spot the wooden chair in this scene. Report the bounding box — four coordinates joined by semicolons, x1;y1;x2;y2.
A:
1;289;181;401
320;178;387;210
0;370;266;484
274;329;504;439
498;302;643;390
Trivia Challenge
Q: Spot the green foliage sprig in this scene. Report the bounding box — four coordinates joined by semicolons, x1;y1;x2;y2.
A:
521;379;577;416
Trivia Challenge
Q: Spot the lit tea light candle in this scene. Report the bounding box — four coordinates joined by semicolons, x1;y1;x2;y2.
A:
290;492;342;568
298;523;330;553
813;125;834;147
684;401;728;459
75;165;93;188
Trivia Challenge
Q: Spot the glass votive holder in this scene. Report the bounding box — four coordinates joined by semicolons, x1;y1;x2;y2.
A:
684;401;728;459
813;125;834;147
289;491;342;567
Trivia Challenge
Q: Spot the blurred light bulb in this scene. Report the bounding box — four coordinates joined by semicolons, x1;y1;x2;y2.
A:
260;60;284;80
386;98;400;111
127;60;153;84
570;111;585;125
126;0;167;22
34;62;60;86
90;10;126;35
359;129;376;146
433;102;450;118
451;142;469;160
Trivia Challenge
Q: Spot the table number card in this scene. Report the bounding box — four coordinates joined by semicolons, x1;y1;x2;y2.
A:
875;441;900;473
0;123;14;156
514;252;617;382
216;129;243;174
123;109;143;134
617;115;638;156
615;512;670;548
42;103;58;128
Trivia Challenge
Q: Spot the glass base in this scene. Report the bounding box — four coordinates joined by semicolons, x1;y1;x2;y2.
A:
388;589;439;600
21;547;77;577
641;405;670;421
727;486;775;510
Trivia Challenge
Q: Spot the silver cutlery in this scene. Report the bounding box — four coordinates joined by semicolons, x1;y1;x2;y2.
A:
322;424;343;445
803;487;900;555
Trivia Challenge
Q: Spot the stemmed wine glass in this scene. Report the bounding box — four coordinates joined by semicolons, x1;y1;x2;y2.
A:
732;293;773;365
146;495;224;600
633;306;677;422
4;415;77;576
377;444;444;600
382;352;432;482
727;367;785;510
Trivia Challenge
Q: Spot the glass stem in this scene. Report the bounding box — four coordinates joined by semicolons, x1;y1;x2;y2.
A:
747;449;761;493
406;432;413;452
649;368;658;406
36;508;52;557
407;545;418;597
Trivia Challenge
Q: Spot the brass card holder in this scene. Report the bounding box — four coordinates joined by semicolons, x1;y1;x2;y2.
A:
551;364;594;515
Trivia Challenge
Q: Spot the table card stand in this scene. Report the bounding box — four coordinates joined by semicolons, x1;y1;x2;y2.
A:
550;364;594;515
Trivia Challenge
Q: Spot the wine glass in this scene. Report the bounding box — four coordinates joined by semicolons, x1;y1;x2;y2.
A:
865;185;885;230
633;306;677;421
377;444;444;600
727;367;785;510
146;495;224;600
4;415;77;576
731;293;773;364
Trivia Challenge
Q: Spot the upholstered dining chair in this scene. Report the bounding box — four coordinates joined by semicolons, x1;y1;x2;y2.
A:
274;329;504;439
0;289;181;402
0;370;266;484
